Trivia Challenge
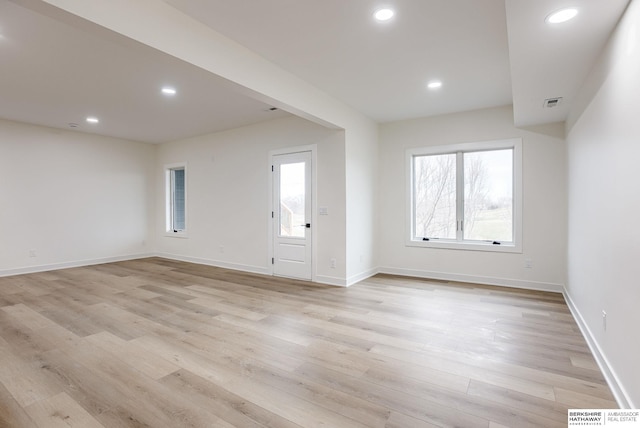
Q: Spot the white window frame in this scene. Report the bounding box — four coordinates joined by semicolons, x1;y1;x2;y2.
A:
165;162;188;238
406;138;522;253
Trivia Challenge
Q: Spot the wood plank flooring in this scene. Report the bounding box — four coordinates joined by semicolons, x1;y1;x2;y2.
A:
0;258;616;427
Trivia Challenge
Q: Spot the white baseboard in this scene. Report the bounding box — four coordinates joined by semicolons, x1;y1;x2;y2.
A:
155;253;271;276
2;256;564;295
158;253;355;287
0;253;155;278
314;274;347;287
377;266;563;293
311;267;378;287
0;251;349;287
563;288;634;409
346;267;379;287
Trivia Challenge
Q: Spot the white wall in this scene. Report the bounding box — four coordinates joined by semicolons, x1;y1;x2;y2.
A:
345;123;379;284
378;105;567;291
0;119;155;275
155;116;347;284
33;0;380;286
565;0;640;408
30;0;380;287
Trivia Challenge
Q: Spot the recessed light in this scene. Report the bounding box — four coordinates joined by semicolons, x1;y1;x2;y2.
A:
546;8;578;24
427;81;443;90
374;8;394;22
86;117;99;124
161;87;177;96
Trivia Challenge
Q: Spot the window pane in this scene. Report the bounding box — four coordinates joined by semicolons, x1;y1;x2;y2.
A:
280;162;305;238
463;149;512;242
172;168;185;231
413;154;456;239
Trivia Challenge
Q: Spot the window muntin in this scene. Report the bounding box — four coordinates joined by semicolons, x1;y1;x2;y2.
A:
166;164;186;235
408;139;521;252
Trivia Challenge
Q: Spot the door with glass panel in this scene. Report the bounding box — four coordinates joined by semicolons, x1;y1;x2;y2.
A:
272;151;312;280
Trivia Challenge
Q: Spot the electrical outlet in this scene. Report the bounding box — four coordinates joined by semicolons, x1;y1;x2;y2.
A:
524;258;533;269
602;310;607;331
28;249;37;258
219;245;225;254
330;258;337;269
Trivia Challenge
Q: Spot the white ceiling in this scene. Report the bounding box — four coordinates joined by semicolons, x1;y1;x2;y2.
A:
0;0;630;143
0;0;289;143
506;0;630;127
163;0;514;123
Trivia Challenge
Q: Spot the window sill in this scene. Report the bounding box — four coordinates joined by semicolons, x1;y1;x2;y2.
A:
164;232;189;239
406;238;521;253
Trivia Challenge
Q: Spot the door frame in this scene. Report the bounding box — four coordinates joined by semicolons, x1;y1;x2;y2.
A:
268;144;317;281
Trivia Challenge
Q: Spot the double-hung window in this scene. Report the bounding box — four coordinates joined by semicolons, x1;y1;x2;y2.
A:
407;138;522;252
165;163;187;236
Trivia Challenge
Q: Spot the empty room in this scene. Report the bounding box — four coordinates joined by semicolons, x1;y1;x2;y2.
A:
1;0;638;427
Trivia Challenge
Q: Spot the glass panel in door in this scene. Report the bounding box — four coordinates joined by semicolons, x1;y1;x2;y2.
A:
279;162;306;238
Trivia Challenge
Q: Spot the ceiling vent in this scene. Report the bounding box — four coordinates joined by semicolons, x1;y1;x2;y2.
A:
544;97;563;108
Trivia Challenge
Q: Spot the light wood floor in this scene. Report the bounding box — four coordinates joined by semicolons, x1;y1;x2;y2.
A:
0;258;616;427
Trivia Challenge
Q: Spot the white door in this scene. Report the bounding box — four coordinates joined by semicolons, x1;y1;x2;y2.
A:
272;151;312;280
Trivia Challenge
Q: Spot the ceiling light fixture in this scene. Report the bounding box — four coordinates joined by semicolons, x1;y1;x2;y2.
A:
374;8;394;22
161;87;177;96
546;8;578;24
86;117;99;124
427;81;443;90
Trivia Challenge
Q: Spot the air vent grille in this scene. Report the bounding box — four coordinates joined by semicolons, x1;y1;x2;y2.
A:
544;97;563;108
